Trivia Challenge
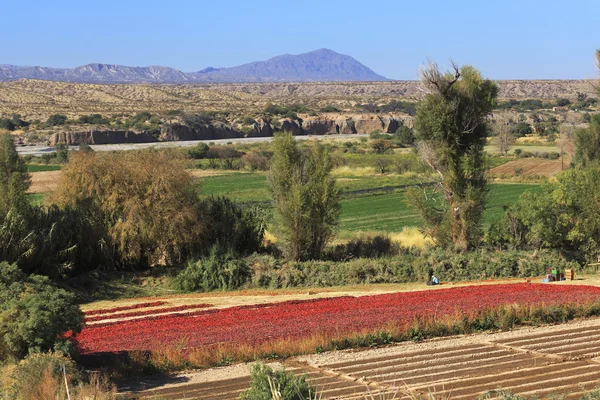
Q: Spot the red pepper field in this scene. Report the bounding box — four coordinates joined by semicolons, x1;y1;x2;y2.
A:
71;283;600;356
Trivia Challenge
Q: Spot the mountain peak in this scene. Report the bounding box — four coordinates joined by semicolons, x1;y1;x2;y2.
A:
0;49;388;83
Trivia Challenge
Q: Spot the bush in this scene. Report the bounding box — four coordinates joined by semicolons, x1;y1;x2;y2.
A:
320;105;341;113
8;352;79;400
248;249;571;289
325;235;399;261
241;363;315;400
173;249;251;292
46;114;67;126
8;352;117;400
78;114;109;125
2;204;110;279
394;125;415;147
0;263;83;360
512;122;532;137
242;151;270;171
200;196;266;256
488;166;600;262
188;142;209;159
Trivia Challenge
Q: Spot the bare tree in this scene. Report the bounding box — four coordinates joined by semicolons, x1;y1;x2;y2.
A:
495;121;514;156
559;123;576;169
375;158;391;174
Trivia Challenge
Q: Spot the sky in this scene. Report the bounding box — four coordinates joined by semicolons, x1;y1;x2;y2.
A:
2;0;599;80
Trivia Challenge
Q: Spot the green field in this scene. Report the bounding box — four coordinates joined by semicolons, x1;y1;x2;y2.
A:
339;184;541;233
338;183;542;233
199;172;541;234
26;164;62;172
27;193;45;206
200;173;269;202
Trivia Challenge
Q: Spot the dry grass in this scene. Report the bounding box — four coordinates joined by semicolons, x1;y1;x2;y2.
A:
2;79;594;121
489;158;565;178
332;166;376;177
28;170;62;193
389;227;434;249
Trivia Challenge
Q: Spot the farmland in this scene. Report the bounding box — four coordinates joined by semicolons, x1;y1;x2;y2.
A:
72;282;600;399
198;170;541;233
124;318;600;400
72;283;600;355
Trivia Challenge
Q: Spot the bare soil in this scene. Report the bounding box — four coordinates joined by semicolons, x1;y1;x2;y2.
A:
489;158;565;177
28;170;61;193
122;316;600;399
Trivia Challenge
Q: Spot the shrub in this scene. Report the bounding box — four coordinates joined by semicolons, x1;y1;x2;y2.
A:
320;105;340;113
371;139;391;154
249;249;575;289
46;114;67;126
242;151;270;171
512;122;532;137
188;142;209;159
394;125;415;147
8;352;117;400
325;235;399;261
241;363;315;400
78;114;109;125
200;196;266;256
0;263;83;360
173;249;251;292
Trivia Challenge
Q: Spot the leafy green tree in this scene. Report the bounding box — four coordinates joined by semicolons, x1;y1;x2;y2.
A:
268;133;340;261
513;122;533;137
200;196;265;256
55;143;69;163
488;166;600;262
394;125;415;147
0;263;83;360
574;114;600;167
0;133;31;216
411;63;498;250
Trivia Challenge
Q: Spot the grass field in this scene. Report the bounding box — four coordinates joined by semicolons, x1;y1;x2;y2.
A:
338;183;542;233
200;173;269;202
199;172;541;234
26;164;62;172
27;193;45;206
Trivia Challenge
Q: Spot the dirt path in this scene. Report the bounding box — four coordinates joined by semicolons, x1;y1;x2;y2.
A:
122;316;600;399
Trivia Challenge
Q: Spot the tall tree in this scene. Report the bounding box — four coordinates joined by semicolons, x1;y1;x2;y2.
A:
410;63;498;250
268;133;340;261
0;133;30;216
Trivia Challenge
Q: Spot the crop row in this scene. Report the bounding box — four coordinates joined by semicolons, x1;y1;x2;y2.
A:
84;303;212;323
83;301;168;316
71;284;600;355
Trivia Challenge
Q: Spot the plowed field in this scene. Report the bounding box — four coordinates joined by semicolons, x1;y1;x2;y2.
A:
123;318;600;399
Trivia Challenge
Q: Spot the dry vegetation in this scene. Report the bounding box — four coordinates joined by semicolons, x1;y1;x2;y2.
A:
0;79;597;121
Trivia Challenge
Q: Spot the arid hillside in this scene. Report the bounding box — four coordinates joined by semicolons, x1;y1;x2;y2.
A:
0;79;596;121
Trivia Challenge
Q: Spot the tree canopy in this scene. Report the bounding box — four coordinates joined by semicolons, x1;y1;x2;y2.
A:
411;63;498;250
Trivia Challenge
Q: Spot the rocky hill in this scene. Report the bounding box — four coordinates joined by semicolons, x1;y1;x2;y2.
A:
0;49;387;83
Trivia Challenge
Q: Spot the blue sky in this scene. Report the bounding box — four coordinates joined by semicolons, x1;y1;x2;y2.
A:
2;0;599;80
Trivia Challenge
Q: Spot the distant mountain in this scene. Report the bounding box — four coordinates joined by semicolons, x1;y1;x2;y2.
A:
0;49;388;83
